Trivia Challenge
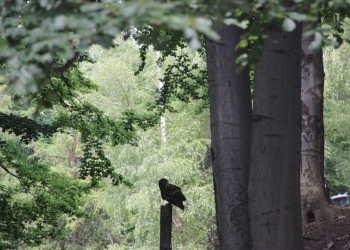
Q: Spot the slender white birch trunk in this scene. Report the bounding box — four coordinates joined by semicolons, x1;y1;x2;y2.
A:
157;51;167;151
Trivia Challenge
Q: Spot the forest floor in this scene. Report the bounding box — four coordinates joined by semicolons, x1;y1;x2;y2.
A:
303;206;350;250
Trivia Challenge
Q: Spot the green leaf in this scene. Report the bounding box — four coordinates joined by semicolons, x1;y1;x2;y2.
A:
287;12;317;22
282;18;296;32
0;38;7;50
309;32;323;51
224;18;249;29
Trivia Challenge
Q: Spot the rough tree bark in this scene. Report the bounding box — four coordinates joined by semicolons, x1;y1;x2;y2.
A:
205;22;252;249
300;21;333;224
248;22;303;249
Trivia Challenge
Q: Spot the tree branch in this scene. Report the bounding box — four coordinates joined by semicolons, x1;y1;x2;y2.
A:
0;161;19;179
0;162;36;197
50;52;81;72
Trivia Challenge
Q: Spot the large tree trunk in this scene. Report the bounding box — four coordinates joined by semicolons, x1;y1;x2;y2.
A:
300;22;333;224
205;23;252;249
248;22;303;250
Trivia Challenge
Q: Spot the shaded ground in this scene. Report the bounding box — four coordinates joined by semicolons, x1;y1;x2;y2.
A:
303;206;350;250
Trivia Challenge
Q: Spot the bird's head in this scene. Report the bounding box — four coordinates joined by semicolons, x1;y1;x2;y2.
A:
158;178;169;189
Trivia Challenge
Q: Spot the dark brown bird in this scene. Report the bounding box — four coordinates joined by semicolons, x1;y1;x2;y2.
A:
158;178;186;210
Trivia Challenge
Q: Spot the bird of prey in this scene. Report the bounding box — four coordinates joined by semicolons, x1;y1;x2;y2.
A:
158;178;186;210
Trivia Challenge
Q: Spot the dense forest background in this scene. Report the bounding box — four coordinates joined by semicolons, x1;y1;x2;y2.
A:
324;21;350;194
1;1;350;249
0;38;216;249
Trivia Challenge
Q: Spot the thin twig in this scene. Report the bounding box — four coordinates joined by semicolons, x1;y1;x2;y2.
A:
0;162;19;179
48;73;72;110
0;162;36;198
50;52;80;73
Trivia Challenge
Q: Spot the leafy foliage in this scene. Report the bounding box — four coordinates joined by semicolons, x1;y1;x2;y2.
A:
2;0;345;97
2;52;157;186
133;30;209;115
0;0;218;94
0;41;164;246
0;141;90;248
0;112;57;144
157;47;209;113
1;0;349;105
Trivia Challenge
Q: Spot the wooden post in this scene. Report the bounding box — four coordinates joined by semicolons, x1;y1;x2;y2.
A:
160;204;172;250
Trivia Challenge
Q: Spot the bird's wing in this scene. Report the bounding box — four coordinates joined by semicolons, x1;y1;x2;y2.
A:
169;184;186;201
